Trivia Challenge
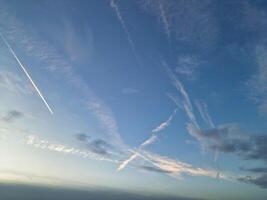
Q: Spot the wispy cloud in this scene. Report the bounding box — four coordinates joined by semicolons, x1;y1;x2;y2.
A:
240;2;267;115
0;71;33;95
139;0;218;50
247;43;267;114
138;150;226;180
26;135;119;163
175;55;199;81
87;100;124;147
110;0;141;67
0;32;53;114
0;4;125;148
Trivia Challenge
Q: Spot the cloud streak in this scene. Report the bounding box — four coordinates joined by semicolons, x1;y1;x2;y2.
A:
117;108;177;171
164;62;199;129
158;1;171;45
248;43;267;114
26;135;119;163
130;150;227;181
110;0;141;67
195;100;215;128
0;32;53;114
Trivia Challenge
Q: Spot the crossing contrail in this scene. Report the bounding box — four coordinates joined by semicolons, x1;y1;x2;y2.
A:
117;108;177;171
0;32;53;114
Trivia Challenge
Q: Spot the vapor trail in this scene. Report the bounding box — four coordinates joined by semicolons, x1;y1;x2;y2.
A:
158;1;171;47
195;100;215;128
117;108;177;171
164;63;199;129
110;0;142;67
0;32;53;114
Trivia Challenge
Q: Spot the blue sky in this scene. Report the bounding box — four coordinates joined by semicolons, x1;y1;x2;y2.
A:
1;0;267;199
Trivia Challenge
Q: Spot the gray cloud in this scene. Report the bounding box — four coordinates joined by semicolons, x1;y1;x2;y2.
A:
74;134;113;157
87;139;113;156
75;133;90;142
187;124;267;189
238;174;267;189
187;123;267;163
240;167;267;173
1;110;24;122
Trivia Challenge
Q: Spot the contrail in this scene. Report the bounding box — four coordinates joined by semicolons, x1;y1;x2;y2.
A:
117;108;177;171
163;62;199;129
158;1;171;50
0;32;53;114
195;100;215;128
110;0;142;67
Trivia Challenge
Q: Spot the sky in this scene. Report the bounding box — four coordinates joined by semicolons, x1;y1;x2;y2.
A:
0;0;267;199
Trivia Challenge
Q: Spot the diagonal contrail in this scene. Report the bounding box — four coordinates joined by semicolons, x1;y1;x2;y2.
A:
0;32;53;114
117;108;177;171
110;0;142;68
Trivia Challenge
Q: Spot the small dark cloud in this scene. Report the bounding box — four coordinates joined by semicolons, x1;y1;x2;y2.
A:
74;134;113;157
75;133;90;142
87;139;113;156
139;165;171;174
238;174;267;189
0;110;24;122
